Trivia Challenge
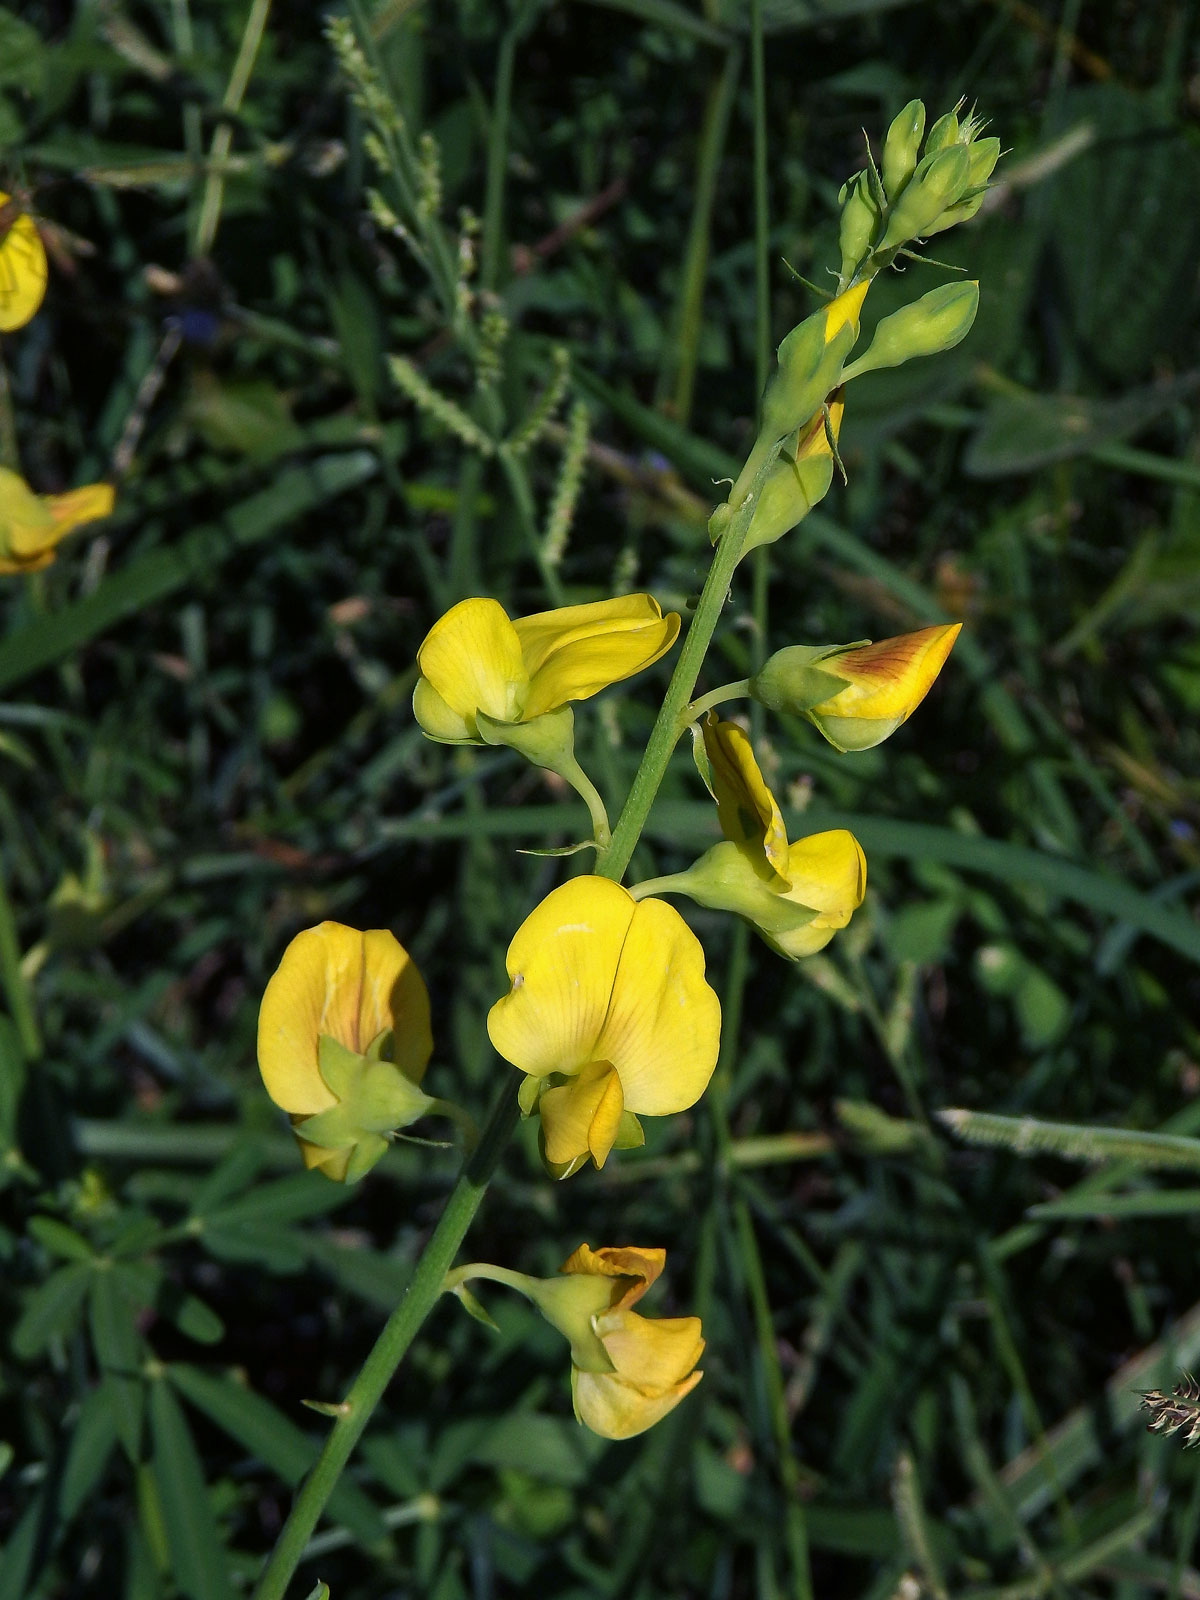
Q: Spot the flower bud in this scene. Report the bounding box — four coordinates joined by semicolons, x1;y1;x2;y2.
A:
922;109;960;155
762;288;861;439
880;146;971;248
840;282;979;382
729;284;867;505
882;99;926;198
740;398;844;554
750;624;962;751
837;171;880;285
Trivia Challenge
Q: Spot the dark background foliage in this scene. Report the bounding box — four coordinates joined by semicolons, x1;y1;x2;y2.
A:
2;1;1200;1596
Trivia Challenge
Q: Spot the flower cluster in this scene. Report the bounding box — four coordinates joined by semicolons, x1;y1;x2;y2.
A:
255;97;992;1444
0;193;115;573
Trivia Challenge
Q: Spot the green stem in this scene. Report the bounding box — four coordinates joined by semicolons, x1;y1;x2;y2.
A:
249;1084;519;1600
595;451;778;884
557;754;612;848
685;678;751;722
479;4;537;293
0;344;20;472
663;46;742;423
0;862;40;1062
627;872;693;902
443;1261;534;1297
193;0;273;256
749;0;770;407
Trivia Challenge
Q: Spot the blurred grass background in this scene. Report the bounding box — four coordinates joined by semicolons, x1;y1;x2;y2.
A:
2;1;1200;1596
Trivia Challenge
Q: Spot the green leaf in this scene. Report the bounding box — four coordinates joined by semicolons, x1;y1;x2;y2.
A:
88;1266;145;1460
0;14;45;91
168;1363;390;1552
10;1261;91;1359
201;1224;309;1273
964;373;1200;477
452;1284;502;1332
148;1378;233;1600
197;1171;353;1231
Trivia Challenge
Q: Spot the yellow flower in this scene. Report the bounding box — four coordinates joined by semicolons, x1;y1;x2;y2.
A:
556;1245;705;1440
257;921;438;1182
413;594;680;745
751;624;962;751
0;468;115;575
445;1244;704;1441
486;877;721;1176
0;194;48;332
636;716;866;961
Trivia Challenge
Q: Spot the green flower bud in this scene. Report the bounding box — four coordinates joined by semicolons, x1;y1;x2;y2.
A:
882;99;926;198
728;284;867;504
965;134;1001;187
840;281;979;382
740;397;844;553
880;145;971;248
923;109;960;155
838;170;880;285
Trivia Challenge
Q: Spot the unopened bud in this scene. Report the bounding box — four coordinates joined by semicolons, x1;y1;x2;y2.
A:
882;99;926;199
923;109;960;155
840;282;979;382
750;624;962;751
880;145;971;248
838;171;880;285
741;399;844;553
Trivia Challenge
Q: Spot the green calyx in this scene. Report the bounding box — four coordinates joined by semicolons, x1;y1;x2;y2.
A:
292;1032;455;1183
476;704;576;772
749;643;859;715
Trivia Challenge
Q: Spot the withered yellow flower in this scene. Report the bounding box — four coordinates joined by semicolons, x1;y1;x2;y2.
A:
257;921;437;1182
751;623;962;751
445;1244;704;1441
487;877;720;1177
0;469;114;575
635;716;866;961
413;594;680;745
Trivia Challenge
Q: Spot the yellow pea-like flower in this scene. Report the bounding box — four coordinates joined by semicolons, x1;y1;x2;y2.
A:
445;1243;704;1441
0;468;115;575
751;623;962;751
636;716;866;961
0;194;48;332
487;876;721;1176
257;921;440;1182
557;1245;705;1440
412;594;680;745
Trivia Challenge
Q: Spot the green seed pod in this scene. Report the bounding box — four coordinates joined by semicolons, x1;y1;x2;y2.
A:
880;145;971;248
840;281;979;382
882;99;926;199
838;170;880;285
